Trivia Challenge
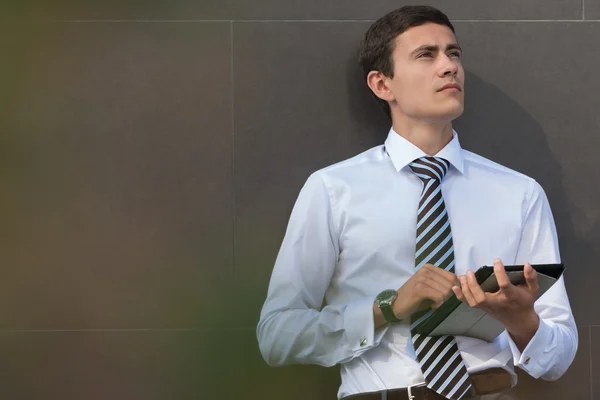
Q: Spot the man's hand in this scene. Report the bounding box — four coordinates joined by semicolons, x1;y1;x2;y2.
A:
392;263;459;321
452;258;540;351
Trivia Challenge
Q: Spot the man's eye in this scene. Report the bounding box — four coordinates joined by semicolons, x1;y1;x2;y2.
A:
418;53;433;58
448;52;461;58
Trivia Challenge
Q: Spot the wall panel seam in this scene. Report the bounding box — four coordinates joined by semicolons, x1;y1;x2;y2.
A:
590;326;593;400
17;19;600;23
231;21;236;284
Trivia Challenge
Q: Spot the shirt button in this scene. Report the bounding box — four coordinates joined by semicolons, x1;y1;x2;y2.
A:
360;337;367;347
524;356;530;365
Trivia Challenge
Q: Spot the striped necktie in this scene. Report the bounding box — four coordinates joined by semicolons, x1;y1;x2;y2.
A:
408;156;473;400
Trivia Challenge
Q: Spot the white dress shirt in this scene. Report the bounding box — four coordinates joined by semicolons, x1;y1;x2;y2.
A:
256;128;578;399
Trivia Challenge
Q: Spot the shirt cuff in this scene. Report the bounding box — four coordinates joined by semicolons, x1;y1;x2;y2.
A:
507;318;556;378
343;296;389;356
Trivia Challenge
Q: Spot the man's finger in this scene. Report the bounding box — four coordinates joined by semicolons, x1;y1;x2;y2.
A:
493;258;513;292
414;273;455;297
452;286;469;305
452;286;465;303
466;269;486;304
524;262;539;295
419;286;450;309
459;275;477;307
424;264;461;287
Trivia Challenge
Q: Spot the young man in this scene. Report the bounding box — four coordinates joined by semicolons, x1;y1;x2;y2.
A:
256;5;577;400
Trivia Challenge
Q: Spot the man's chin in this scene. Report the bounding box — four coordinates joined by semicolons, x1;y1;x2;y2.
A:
439;105;464;121
401;105;464;122
425;108;463;123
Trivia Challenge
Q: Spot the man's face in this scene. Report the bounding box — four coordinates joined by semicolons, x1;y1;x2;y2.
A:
386;23;465;122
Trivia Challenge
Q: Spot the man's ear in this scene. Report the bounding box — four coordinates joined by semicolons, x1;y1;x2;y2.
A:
366;71;395;102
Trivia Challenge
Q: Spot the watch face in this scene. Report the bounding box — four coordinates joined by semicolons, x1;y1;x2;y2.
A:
376;289;397;305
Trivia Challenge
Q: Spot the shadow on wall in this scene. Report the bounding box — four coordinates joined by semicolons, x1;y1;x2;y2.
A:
455;70;595;320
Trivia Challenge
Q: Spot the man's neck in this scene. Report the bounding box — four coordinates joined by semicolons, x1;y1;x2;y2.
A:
391;119;454;156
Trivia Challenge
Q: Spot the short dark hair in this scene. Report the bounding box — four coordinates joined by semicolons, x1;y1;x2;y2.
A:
358;6;456;119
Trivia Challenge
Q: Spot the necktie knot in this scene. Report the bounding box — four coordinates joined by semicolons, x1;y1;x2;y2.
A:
409;156;450;182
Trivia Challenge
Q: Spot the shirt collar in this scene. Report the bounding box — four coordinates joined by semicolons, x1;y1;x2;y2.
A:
384;127;465;175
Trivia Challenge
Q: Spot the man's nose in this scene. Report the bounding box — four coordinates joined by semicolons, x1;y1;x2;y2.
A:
439;55;459;77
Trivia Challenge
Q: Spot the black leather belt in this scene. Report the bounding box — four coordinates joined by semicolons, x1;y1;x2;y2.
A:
342;368;512;400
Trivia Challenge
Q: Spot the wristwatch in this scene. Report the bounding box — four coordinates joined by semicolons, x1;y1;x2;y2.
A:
375;289;401;323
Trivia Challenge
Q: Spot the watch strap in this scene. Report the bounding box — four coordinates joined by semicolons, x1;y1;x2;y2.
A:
380;303;401;323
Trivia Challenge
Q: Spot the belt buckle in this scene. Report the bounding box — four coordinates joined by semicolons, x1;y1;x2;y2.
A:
407;382;427;400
